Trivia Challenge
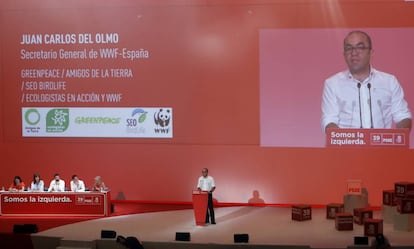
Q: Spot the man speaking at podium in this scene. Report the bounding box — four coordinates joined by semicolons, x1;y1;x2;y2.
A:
197;168;216;225
321;30;412;132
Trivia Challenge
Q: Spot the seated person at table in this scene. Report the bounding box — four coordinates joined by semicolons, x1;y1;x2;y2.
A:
48;173;65;192
92;176;108;191
9;176;25;191
30;173;44;192
70;174;86;192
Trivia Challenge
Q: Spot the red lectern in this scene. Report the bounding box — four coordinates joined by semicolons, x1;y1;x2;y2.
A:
192;190;208;226
326;128;409;148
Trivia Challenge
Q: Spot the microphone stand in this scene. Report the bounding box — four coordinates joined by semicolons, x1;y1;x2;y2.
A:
367;83;374;128
357;82;362;128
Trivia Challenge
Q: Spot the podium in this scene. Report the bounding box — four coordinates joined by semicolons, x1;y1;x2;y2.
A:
326;128;409;148
192;190;208;226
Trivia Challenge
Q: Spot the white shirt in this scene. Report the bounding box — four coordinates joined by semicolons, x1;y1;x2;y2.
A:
70;180;85;192
197;176;215;192
30;180;44;192
321;68;411;130
48;179;65;192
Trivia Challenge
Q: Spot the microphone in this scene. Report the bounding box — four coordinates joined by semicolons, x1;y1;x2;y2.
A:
357;82;362;128
367;83;374;128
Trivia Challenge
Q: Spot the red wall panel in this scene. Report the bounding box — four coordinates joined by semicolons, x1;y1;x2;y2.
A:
1;0;413;205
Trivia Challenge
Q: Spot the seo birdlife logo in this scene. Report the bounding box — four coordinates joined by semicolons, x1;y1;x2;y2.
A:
126;108;147;134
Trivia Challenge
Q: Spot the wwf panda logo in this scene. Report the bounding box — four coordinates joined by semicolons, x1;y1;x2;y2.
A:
154;108;171;127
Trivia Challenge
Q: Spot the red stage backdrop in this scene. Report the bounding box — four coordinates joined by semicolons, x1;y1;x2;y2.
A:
1;0;414;206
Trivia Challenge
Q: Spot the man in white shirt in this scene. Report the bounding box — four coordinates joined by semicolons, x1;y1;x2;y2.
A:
197;168;216;224
70;174;86;192
48;173;65;192
321;30;412;132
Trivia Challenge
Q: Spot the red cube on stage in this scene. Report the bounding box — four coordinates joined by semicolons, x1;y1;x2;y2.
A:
326;203;344;219
353;208;373;225
397;198;414;214
335;213;353;231
383;190;397;206
291;205;311;221
395;182;414;198
364;219;383;236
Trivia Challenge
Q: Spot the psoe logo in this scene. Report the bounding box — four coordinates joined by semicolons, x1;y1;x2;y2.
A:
24;109;41;125
46;109;69;133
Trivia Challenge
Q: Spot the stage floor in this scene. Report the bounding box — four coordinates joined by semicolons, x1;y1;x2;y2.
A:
34;206;414;248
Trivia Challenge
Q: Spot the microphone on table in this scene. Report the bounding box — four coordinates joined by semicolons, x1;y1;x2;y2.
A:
367;83;374;128
357;82;362;128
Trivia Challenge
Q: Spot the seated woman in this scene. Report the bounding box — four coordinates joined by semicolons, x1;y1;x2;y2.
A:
9;176;25;191
92;176;108;191
30;173;44;192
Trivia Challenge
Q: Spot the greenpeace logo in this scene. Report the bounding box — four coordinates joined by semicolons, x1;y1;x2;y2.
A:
75;116;121;124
